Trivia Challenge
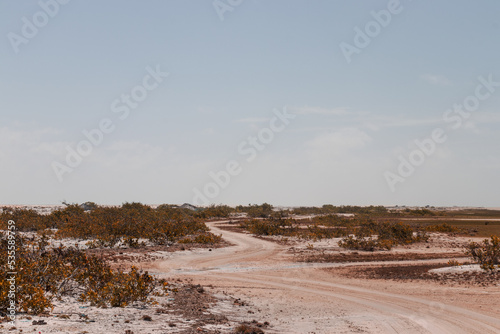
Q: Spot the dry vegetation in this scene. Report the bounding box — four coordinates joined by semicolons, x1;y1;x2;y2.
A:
0;202;224;247
239;215;430;251
235;206;500;282
332;263;500;287
465;235;500;270
0;234;162;315
1;203;499;331
297;251;465;263
236;205;500;255
0;203;227;319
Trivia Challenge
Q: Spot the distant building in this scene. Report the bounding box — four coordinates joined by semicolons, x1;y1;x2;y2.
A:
180;203;198;211
79;202;97;211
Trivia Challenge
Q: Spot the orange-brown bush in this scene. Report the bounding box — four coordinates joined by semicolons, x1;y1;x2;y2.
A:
234;323;265;334
194;204;233;219
465;235;500;270
425;223;459;233
0;203;221;248
78;266;157;308
0;203;219;316
237;203;274;218
0;207;51;231
0;233;161;316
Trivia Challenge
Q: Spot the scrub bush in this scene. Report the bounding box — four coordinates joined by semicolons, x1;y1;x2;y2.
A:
339;222;428;251
0;203;221;247
465;236;500;270
0;233;162;316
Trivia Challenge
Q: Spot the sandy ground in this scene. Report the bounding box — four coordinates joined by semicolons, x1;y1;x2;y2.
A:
145;221;500;334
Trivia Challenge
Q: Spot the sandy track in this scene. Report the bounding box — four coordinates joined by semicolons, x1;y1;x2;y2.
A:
150;221;500;333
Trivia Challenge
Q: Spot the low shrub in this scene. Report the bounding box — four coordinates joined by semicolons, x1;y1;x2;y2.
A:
79;266;156;308
195;205;233;219
241;216;354;240
178;232;222;244
241;219;296;236
425;223;459;233
465;235;500;270
237;203;274;218
0;203;221;247
338;235;388;251
234;323;264;334
0;233;163;316
339;222;428;251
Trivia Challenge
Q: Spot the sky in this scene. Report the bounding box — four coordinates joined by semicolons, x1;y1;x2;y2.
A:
1;0;499;207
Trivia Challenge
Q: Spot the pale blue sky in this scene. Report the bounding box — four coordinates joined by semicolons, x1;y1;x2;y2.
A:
1;0;499;206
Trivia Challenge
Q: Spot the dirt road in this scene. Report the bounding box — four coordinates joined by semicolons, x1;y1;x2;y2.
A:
151;222;500;333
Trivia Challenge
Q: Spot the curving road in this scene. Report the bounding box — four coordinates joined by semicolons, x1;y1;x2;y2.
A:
151;221;500;334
